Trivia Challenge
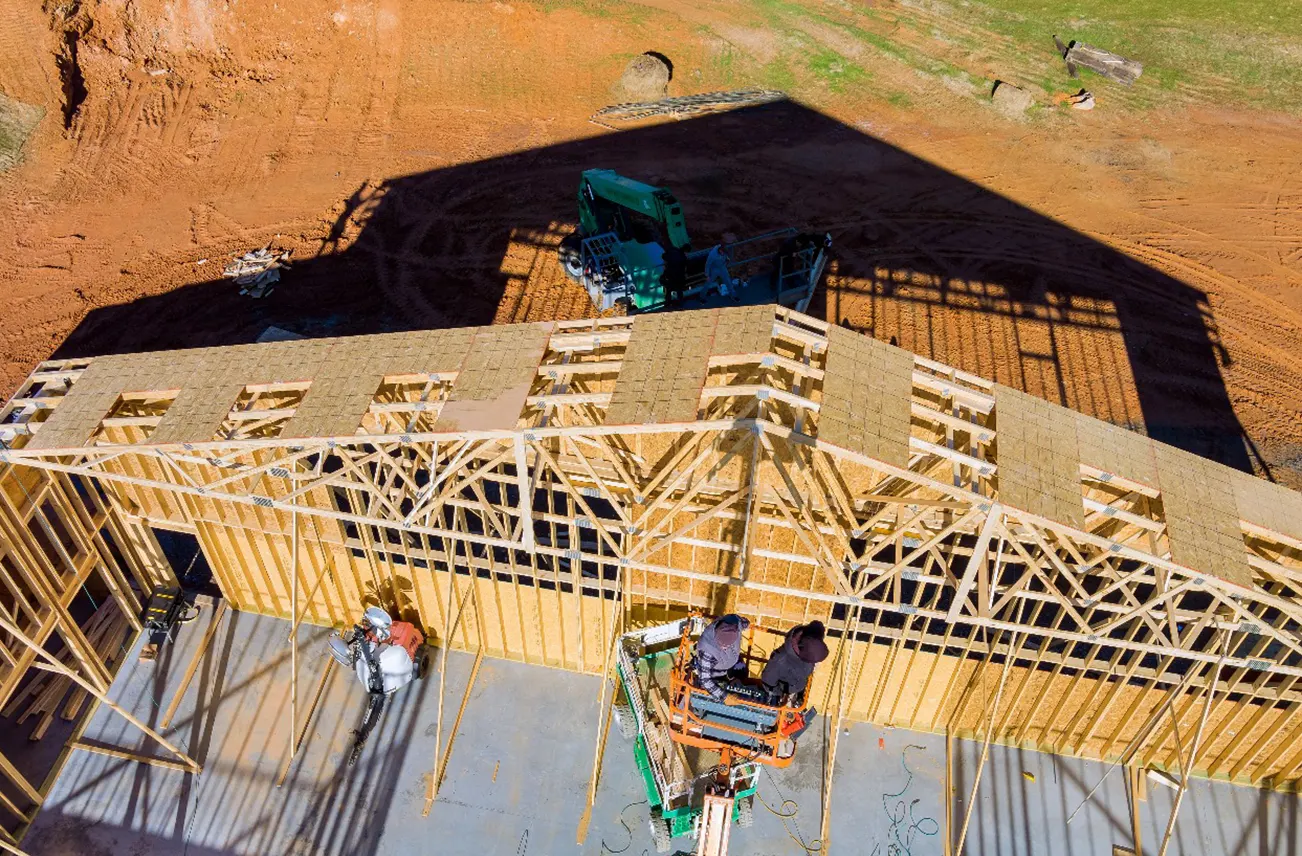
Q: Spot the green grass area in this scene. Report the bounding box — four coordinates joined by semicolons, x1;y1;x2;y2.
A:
547;0;1301;113
736;0;1301;111
806;48;869;92
705;36;740;87
963;0;1302;108
983;0;1298;37
0;95;43;171
759;58;798;92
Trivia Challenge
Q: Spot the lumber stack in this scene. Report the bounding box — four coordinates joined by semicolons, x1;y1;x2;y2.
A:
2;600;129;740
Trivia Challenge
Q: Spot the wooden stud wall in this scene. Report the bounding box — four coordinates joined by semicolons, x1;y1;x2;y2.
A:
0;459;161;841
1;309;1301;801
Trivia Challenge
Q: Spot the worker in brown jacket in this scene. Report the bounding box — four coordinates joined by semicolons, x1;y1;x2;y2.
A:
760;620;829;703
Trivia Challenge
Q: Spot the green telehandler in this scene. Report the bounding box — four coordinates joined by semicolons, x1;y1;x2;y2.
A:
558;168;830;313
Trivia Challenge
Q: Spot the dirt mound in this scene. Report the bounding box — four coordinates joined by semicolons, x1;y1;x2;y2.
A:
612;52;671;103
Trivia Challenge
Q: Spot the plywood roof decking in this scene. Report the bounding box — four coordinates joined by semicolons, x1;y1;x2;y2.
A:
27;331;490;448
1232;470;1302;545
11;306;1302;595
283;328;477;439
605;310;718;426
1072;410;1159;489
436;323;554;432
1154;444;1253;588
818;325;913;469
994;385;1086;529
712;304;777;356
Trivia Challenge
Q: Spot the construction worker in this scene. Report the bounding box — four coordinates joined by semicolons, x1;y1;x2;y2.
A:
705;244;737;300
661;244;688;305
760;620;828;703
693;614;750;704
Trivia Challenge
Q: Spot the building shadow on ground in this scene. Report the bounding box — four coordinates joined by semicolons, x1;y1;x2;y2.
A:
54;98;1261;475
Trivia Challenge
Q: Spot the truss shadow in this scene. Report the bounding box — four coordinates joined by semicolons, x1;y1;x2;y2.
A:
54;97;1259;474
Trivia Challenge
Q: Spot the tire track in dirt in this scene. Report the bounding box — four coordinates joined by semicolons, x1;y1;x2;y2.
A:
0;2;61;107
355;0;402;157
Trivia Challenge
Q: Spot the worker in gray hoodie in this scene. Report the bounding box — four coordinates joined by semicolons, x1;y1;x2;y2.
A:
693;613;750;704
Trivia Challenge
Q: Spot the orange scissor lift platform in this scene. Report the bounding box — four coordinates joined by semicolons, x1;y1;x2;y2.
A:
612;616;810;854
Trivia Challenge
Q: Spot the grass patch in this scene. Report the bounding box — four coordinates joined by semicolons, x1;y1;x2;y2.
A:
959;0;1302;110
806;48;869;92
733;0;1301;112
708;40;740;86
759;58;798;91
0;93;45;170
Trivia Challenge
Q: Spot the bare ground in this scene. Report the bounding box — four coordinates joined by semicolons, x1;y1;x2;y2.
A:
0;0;1300;484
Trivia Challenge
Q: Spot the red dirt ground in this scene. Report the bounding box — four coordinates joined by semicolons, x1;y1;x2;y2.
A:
1;0;1300;484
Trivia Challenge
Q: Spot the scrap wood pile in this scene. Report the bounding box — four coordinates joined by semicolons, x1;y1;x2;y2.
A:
223;245;292;298
591;90;785;127
2;600;129;740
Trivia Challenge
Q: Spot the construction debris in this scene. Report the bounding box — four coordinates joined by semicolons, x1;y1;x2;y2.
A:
1054;36;1143;86
223;245;292;298
591;90;785;128
2;600;128;740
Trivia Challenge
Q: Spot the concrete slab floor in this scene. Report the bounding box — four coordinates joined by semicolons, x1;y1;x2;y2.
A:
22;608;1301;855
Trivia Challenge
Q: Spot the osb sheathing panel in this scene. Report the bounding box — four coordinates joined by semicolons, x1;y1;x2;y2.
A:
191;502;619;673
994;384;1085;528
437;323;553;433
606;310;717;425
30;329;498;447
1072;410;1159;488
1232;469;1302;544
712;304;775;356
1154;444;1252;587
819;325;913;469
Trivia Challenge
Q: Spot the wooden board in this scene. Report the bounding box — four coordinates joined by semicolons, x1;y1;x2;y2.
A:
995;385;1084;528
1154;445;1251;587
712;305;775;357
436;324;553;432
1232;469;1302;544
1064;42;1143;85
819;326;913;468
1073;410;1159;489
605;310;717;426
